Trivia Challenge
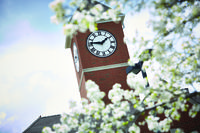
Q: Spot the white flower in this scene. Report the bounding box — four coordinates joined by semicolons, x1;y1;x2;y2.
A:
156;106;164;114
49;1;58;10
56;0;65;3
49;0;65;11
124;90;135;101
129;124;140;133
50;15;59;24
63;24;78;36
128;58;140;66
127;72;146;91
79;123;90;131
116;129;123;133
67;117;78;128
159;118;172;132
42;127;54;133
189;104;200;118
110;1;118;7
146;116;160;131
72;11;84;22
121;101;130;111
95;4;104;12
81;98;88;106
90;4;103;17
85;80;105;102
108;83;124;103
78;22;88;33
159;91;173;103
113;108;126;119
107;9;121;22
53;123;61;130
86;80;99;90
89;24;96;32
101;11;110;20
86;15;95;23
100;123;114;133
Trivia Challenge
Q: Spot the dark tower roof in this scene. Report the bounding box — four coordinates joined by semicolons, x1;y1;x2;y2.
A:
23;115;61;133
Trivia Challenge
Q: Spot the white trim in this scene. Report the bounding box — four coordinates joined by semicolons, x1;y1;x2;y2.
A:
96;19;114;23
79;62;128;90
79;71;84;90
83;63;128;72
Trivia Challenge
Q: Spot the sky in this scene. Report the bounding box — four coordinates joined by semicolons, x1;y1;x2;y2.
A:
0;0;81;132
0;0;155;132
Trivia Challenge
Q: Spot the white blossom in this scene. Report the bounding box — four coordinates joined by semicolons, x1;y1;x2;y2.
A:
156;106;164;114
108;83;124;103
50;15;59;24
128;124;140;133
159;118;172;132
49;0;65;11
146;116;160;132
63;24;78;36
189;104;200;118
42;127;54;133
128;58;140;66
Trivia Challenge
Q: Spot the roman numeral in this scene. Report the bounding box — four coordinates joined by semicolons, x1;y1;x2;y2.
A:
105;51;109;55
99;52;103;56
91;47;96;53
97;31;101;35
110;45;115;49
96;51;100;55
89;37;94;41
109;48;113;52
88;42;93;46
108;36;112;39
92;33;97;38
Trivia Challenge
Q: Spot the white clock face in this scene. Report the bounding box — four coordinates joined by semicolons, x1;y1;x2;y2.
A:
73;42;79;72
86;30;117;57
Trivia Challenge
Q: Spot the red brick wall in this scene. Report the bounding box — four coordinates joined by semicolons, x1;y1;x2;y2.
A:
137;103;200;132
84;66;130;104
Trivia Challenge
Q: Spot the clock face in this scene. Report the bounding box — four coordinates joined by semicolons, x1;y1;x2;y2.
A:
86;30;117;58
73;42;79;72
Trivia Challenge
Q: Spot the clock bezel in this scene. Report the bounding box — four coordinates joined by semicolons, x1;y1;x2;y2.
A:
73;42;80;72
86;30;117;58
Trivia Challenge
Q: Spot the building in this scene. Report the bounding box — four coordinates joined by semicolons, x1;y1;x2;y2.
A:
23;115;61;133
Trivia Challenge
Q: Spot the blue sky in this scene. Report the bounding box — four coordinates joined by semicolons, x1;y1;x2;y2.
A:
0;0;80;132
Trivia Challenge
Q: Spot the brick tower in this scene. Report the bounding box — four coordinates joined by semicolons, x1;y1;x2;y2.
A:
65;1;130;104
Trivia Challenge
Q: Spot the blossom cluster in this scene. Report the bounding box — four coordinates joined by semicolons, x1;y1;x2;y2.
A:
46;0;200;132
43;78;200;133
49;0;123;37
49;0;66;24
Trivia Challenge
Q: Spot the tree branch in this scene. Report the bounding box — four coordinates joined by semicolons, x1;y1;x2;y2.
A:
143;91;200;112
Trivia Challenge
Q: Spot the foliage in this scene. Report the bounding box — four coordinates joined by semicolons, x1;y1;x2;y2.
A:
45;0;200;132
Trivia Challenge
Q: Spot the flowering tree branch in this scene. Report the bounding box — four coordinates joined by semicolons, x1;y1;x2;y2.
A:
44;0;200;132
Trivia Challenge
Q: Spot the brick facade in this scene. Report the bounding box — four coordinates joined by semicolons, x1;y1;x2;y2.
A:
71;21;130;104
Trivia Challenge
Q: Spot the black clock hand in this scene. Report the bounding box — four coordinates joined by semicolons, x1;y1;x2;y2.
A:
91;38;108;45
101;38;108;44
91;41;102;45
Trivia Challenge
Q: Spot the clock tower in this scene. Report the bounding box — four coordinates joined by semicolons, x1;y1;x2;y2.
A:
65;1;130;104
